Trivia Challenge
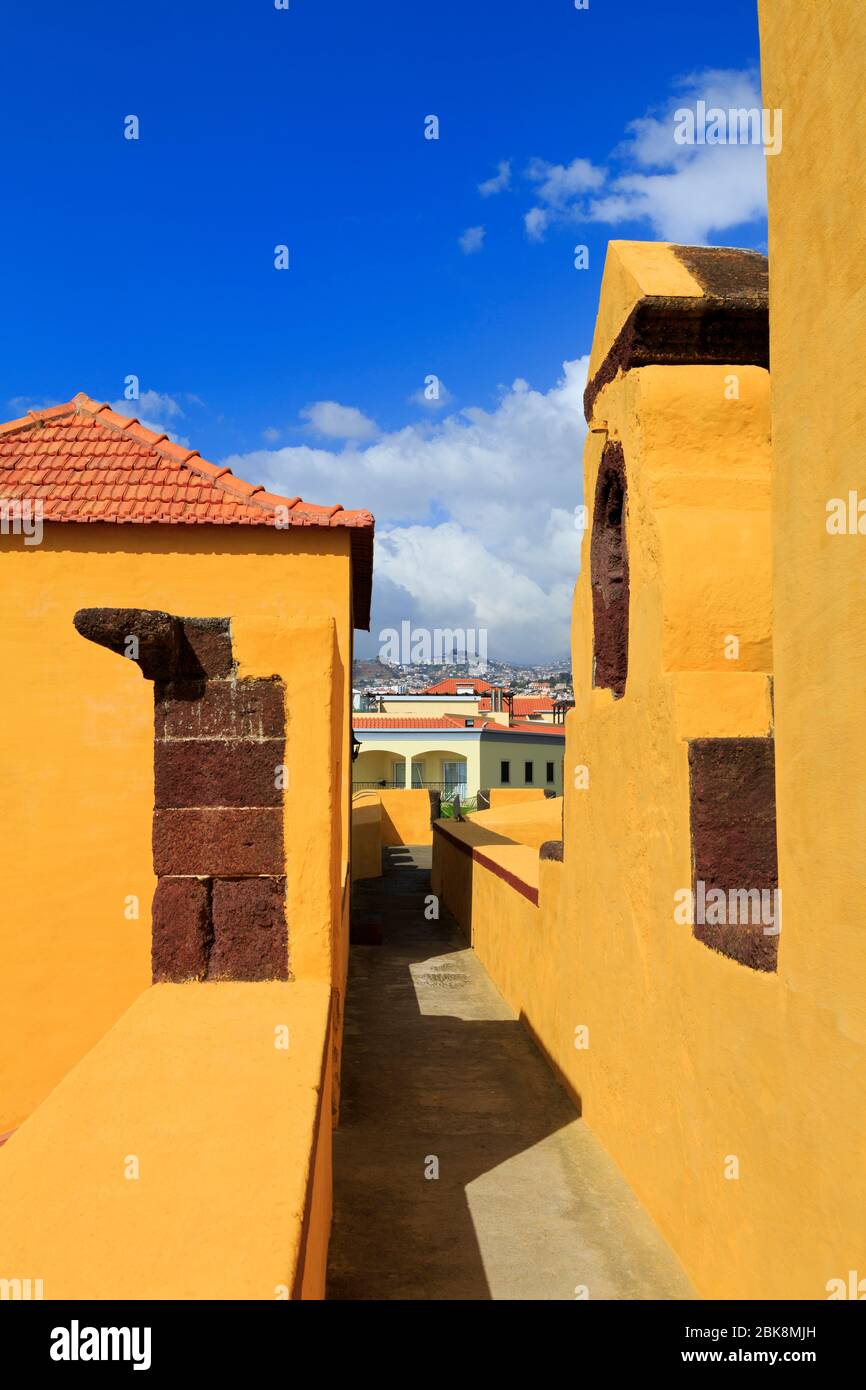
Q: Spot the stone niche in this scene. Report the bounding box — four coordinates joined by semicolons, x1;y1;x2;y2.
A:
74;608;288;982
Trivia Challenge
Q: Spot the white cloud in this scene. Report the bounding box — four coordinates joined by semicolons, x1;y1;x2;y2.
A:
300;400;379;440
524;206;550;242
222;359;589;662
479;160;512;196
135;390;184;419
262;426;281;444
527;156;606;207
458;225;486;254
109;390;190;445
523;68;768;245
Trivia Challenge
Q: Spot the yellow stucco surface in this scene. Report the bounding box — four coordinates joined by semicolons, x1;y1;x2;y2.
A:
587;240;703;383
351;801;383;880
0;523;353;1134
759;0;866;1042
434;228;866;1298
0;981;333;1299
484;787;548;808
351;788;434;846
466;796;562;850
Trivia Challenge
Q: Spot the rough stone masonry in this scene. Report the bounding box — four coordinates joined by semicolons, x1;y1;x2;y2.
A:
74;608;288;982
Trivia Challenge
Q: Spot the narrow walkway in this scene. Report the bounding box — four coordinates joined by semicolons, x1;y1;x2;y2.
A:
327;846;696;1301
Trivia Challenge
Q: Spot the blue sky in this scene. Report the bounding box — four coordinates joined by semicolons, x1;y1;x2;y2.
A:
1;0;766;661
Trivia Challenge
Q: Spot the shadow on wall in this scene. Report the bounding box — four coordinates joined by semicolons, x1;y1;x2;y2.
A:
330;847;585;1301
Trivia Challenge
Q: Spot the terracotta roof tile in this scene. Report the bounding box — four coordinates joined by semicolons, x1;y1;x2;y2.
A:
423;677;497;694
0;392;375;627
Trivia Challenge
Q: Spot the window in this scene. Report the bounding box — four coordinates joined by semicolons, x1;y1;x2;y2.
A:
546;761;555;784
464;718;475;727
393;760;406;788
443;761;467;796
590;440;629;697
524;761;534;784
500;760;510;784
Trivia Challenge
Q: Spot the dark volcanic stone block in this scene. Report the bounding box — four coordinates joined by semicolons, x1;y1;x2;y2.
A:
178;618;234;678
151;876;210;982
153;808;283;876
688;737;778;972
154;739;285;808
73;607;181;681
539;840;564;862
155;678;286;741
209;876;288;981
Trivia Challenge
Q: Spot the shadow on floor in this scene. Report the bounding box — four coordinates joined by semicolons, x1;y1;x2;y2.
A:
327;846;696;1302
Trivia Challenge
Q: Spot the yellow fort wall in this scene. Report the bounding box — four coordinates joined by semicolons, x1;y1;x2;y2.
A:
435;220;866;1297
0;981;334;1299
352;787;435;847
0;523;353;1135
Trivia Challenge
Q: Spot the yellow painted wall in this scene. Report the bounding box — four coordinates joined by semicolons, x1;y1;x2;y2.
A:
466;796;562;850
439;225;857;1296
352;788;434;846
759;0;866;1286
0;523;353;1134
484;787;549;808
353;734;563;796
479;737;564;794
0;981;334;1299
353;735;481;791
437;205;866;1293
433;827;549;1021
351;801;383;880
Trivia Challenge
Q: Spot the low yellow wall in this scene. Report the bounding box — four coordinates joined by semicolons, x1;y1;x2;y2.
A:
351;802;383;881
485;788;547;808
352;789;433;846
0;980;334;1299
0;524;353;1135
433;824;544;1017
467;796;563;850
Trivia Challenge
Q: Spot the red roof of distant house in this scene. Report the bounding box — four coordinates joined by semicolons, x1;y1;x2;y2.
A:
477;695;556;713
353;715;472;729
0;393;375;628
353;714;564;736
423;677;497;694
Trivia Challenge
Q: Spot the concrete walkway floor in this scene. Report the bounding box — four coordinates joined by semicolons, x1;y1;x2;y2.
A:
327;845;697;1301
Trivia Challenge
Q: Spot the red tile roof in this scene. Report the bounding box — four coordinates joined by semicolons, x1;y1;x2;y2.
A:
511;697;555;714
0;393;375;628
353;714;564;737
353;715;474;729
423;677;496;694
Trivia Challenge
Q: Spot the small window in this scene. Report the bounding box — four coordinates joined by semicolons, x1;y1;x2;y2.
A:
464;718;475;727
546;761;555;784
524;761;534;784
500;760;510;784
591;441;629;697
